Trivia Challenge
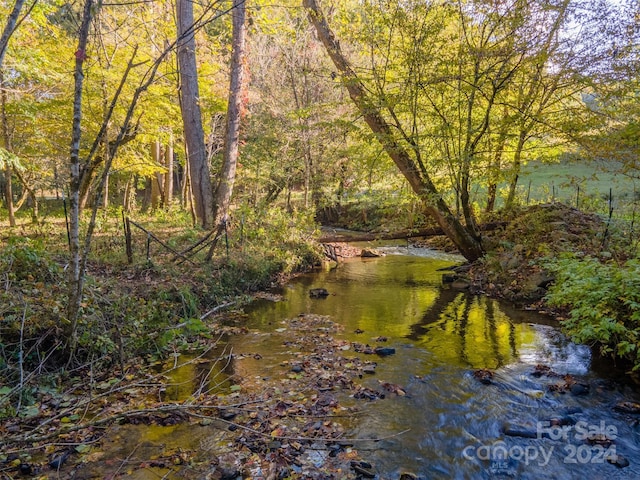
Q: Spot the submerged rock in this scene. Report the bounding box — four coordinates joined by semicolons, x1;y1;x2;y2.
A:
309;288;330;298
608;454;630;468
374;347;396;356
570;383;590;396
614;401;640;414
502;422;538;439
473;368;494;385
361;249;383;258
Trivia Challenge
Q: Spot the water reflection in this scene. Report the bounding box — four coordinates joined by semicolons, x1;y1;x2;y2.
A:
245;250;546;372
239;249;640;478
408;292;533;369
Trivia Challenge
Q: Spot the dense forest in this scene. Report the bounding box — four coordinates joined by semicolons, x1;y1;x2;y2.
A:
1;0;640;477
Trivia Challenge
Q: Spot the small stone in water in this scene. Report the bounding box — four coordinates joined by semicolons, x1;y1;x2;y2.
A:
374;347;395;356
607;454;630;468
362;364;376;374
614;401;640;414
570;383;590;396
309;288;330;298
502;422;538;439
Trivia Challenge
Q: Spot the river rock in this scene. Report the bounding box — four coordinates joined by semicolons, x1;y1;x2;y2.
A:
309;288;330;298
472;368;494;385
451;280;471;290
399;473;419;480
351;460;375;478
614;401;640;414
502;422;538;438
570;383;590;396
362;364;377;374
361;249;383;258
374;347;396;356
608;454;630;468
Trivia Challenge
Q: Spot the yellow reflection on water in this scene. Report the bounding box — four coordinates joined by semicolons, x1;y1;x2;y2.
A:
412;293;537;368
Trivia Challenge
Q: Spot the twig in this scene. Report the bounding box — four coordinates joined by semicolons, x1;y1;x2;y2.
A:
112;442;140;478
200;301;235;320
17;300;26;412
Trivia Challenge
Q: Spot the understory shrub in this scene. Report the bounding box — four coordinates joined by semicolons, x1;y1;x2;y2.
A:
545;255;640;370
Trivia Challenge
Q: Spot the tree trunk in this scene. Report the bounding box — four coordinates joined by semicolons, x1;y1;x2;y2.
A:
213;0;247;226
0;0;26;67
2;165;14;226
163;137;174;208
151;140;162;211
177;0;214;228
486;126;508;213
67;0;95;352
303;0;483;261
1;70;15;227
505;129;527;209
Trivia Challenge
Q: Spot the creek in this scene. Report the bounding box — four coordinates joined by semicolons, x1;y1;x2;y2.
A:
85;246;640;479
232;245;640;479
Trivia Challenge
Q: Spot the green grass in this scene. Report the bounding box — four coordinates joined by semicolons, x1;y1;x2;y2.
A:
480;159;640;217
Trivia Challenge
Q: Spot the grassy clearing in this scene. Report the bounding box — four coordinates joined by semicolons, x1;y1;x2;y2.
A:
513;159;638;213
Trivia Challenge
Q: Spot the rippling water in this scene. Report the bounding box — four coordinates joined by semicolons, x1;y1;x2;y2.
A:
235;247;640;479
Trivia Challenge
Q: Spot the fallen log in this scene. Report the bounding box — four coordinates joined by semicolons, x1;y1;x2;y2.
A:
318;222;506;243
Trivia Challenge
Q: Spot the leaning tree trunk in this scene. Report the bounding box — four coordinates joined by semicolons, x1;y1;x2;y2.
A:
303;0;483;261
213;0;247;226
0;0;26;67
177;0;214;228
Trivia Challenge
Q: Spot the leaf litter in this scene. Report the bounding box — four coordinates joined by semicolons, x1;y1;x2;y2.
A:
0;314;408;479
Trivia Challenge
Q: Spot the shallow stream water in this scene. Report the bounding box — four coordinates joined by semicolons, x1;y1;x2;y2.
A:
230;246;640;479
82;246;640;479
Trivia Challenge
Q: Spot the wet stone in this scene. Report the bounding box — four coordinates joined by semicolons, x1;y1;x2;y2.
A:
309;288;330;298
607;454;630;468
219;409;237;421
399;474;418;480
570;383;590;396
502;422;538;439
362;364;377;374
614;401;640;414
374;347;396;356
351;460;375;478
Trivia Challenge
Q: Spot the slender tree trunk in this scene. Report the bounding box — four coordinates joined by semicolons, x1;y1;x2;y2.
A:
213;0;247;225
151;140;162;211
163;137;174;208
505;129;527;209
1;70;15;227
486;123;508;213
67;0;95;352
123;175;133;213
303;0;483;261
177;0;214;228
